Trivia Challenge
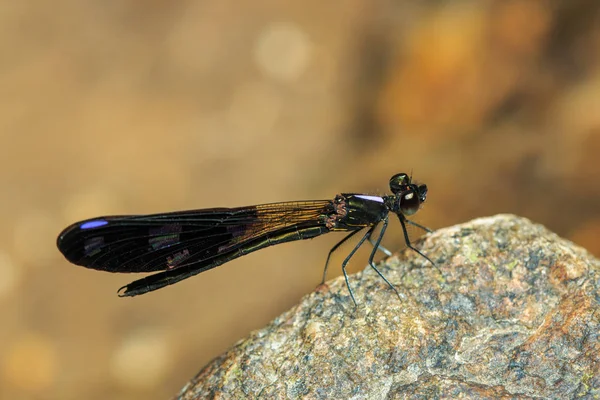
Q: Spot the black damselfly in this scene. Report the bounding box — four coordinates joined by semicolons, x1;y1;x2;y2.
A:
57;173;433;305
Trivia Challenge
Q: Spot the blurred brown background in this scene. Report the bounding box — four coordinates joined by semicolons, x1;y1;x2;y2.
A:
1;0;599;399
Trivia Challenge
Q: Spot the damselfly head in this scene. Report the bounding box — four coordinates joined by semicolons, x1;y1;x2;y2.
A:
389;173;428;216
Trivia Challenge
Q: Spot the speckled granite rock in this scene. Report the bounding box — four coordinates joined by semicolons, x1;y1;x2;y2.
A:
176;214;600;399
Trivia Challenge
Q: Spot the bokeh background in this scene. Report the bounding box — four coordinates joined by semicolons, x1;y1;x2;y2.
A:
2;0;599;399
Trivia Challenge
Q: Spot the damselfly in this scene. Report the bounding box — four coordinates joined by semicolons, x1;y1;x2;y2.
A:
57;173;433;304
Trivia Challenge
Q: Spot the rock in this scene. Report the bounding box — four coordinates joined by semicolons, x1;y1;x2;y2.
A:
175;214;600;399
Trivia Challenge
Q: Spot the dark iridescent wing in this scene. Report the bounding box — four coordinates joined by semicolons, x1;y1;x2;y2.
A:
57;201;332;274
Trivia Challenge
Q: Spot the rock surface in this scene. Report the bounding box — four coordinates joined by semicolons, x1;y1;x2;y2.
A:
176;215;600;399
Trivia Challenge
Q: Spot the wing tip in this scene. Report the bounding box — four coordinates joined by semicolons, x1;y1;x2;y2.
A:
56;221;84;262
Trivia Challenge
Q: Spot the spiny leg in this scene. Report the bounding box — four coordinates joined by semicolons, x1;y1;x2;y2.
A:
365;216;404;302
405;218;433;233
398;215;435;266
321;229;361;285
340;227;375;306
366;225;392;257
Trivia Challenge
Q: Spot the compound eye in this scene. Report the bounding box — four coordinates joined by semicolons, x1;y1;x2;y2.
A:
400;190;421;216
389;173;411;194
418;184;428;203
